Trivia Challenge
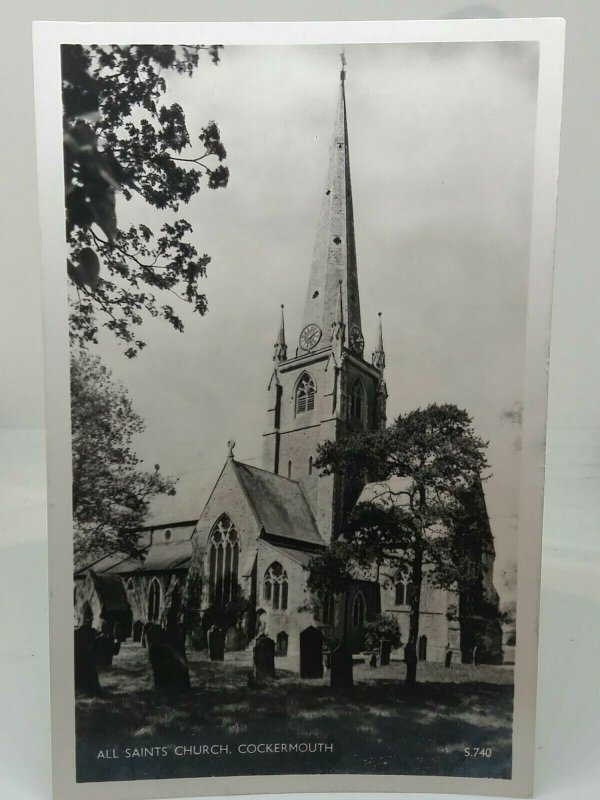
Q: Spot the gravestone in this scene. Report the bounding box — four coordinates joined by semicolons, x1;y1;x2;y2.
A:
132;620;143;643
114;623;126;643
93;633;114;667
253;635;275;682
330;643;353;689
74;625;101;696
369;652;377;668
275;631;288;657
445;649;453;668
207;625;225;661
299;626;323;679
147;626;191;694
380;639;391;667
225;627;246;652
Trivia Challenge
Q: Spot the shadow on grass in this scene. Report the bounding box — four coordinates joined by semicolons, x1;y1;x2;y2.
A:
76;644;513;783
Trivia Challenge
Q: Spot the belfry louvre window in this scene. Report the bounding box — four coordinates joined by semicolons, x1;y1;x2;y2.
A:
263;562;288;611
350;379;365;420
208;515;240;606
295;373;316;414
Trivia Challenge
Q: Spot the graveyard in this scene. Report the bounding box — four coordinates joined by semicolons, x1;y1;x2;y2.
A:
75;640;514;783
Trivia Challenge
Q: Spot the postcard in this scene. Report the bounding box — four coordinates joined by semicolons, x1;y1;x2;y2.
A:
33;18;564;800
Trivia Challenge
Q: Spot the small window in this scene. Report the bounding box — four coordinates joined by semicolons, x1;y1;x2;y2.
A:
351;591;366;628
308;456;313;475
394;577;414;607
287;460;292;479
295;373;316;415
164;529;172;541
322;594;335;625
148;578;161;623
263;562;288;611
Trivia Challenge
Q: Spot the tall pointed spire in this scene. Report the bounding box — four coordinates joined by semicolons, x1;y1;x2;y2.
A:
300;55;362;351
372;312;386;371
273;304;287;362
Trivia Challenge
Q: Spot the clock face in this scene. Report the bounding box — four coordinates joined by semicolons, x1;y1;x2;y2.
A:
299;323;322;351
349;324;365;354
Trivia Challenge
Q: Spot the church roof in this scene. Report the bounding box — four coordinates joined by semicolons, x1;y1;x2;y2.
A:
90;573;130;611
76;524;194;577
264;543;318;569
233;461;323;546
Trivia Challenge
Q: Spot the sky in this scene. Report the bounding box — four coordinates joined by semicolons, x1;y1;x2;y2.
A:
82;42;540;605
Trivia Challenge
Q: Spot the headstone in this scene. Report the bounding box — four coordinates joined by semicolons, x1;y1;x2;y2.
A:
93;633;114;667
132;620;143;643
275;631;289;657
445;649;453;668
404;642;417;684
225;626;246;652
253;635;275;682
369;652;377;668
113;637;121;656
299;626;323;679
74;626;101;696
147;626;191;693
330;643;353;689
380;639;391;667
207;625;225;661
114;623;126;643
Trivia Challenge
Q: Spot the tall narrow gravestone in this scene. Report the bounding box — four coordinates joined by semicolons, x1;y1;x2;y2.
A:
207;625;225;661
253;635;276;682
380;639;391;667
74;626;101;696
299;626;323;679
330;644;353;689
147;626;191;693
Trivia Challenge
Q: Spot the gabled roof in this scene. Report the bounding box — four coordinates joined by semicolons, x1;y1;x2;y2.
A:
233;461;323;546
263;543;317;569
90;573;129;611
76;524;194;578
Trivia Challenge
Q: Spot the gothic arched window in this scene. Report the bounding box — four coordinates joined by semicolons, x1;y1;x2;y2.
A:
295;373;316;414
208;515;240;606
148;578;161;622
322;593;335;625
350;379;365;421
351;591;366;628
263;562;288;611
394;577;414;607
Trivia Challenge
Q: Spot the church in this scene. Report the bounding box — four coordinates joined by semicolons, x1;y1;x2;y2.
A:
75;63;502;666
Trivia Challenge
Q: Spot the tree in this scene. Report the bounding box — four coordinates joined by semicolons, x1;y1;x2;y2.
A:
314;403;490;683
364;614;402;653
62;44;229;357
71;351;175;563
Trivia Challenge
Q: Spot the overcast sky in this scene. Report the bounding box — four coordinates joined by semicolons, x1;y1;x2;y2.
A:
83;42;539;604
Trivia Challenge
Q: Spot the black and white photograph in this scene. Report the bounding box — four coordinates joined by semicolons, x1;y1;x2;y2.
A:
32;18;565;800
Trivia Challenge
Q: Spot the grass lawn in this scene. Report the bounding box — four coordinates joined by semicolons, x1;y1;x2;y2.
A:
76;642;513;783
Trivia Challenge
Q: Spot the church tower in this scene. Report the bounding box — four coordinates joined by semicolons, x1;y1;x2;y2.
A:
263;59;386;542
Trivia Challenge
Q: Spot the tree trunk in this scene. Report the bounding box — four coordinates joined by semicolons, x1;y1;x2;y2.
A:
406;515;424;684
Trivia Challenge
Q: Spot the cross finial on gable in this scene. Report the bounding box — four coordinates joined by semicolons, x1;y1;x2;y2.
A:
226;439;236;459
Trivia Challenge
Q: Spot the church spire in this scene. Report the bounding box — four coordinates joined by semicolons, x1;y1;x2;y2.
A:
273;304;287;362
372;312;386;371
300;55;362;351
331;279;346;344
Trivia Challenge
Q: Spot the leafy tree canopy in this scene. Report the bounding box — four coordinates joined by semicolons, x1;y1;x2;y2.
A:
71;351;175;563
62;44;229;357
313;403;491;682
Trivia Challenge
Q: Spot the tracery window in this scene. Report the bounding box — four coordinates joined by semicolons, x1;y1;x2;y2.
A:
263;562;288;611
351;591;366;628
394;577;415;607
295;373;316;414
208;515;240;606
350;379;365;421
148;578;161;622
